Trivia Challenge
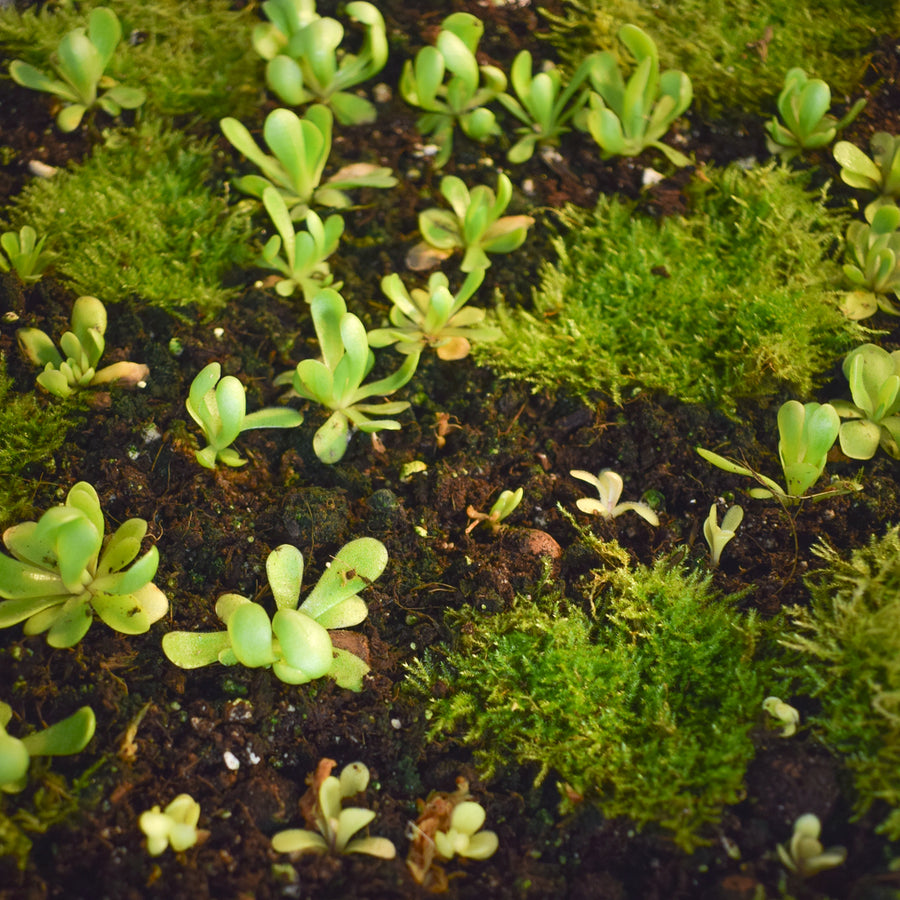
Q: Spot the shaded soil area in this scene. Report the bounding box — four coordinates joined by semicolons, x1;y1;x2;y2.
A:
2;3;900;899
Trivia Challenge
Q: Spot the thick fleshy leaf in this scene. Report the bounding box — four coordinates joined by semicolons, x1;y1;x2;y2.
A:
271;829;328;854
334;807;375;852
272;609;334;679
20;706;95;757
267;544;303;610
839;418;881;459
300;537;385;623
0;594;66;626
0;732;30;788
313;411;352;463
87;7;122;71
162;630;232;669
44;596;93;648
266;55;307;106
228;602;276;668
56;31;102;106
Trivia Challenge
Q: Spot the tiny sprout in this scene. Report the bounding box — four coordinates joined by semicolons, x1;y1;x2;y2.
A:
763;696;800;737
703;503;743;567
570;469;659;525
434;800;499;862
777;813;846;877
271;759;395;858
139;793;204;856
465;487;523;534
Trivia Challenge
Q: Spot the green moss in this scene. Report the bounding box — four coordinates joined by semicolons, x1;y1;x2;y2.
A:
782;526;900;839
410;551;776;851
0;353;71;529
475;163;855;410
0;0;263;121
540;0;892;117
9;118;256;318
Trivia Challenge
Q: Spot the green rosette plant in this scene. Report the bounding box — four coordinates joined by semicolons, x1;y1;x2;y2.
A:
368;269;500;360
220;106;396;222
0;482;168;648
831;343;900;460
834;132;900;218
8;7;146;132
276;289;420;464
253;0;388;125
17;295;149;398
185;361;304;469
399;12;507;168
409;173;534;273
1;702;95;793
257;186;344;300
765;67;865;160
0;225;53;283
581;24;692;167
162;540;387;691
698;400;843;504
497;51;598;163
840;204;900;320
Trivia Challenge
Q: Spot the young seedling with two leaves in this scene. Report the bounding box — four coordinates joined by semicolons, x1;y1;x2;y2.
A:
765;67;865;160
0;225;53;284
0;482;167;648
400;12;507;169
834;132;900;218
368;269;500;360
777;814;846;878
703;503;743;568
580;24;692;167
162;540;386;691
698;400;845;505
497;51;598;163
831;343;900;460
272;759;395;857
185;361;304;469
17;295;148;398
276;289;419;464
220;106;395;222
9;7;145;133
253;0;388;125
409;173;534;272
465;487;523;535
1;702;95;793
139;794;207;856
839;204;900;320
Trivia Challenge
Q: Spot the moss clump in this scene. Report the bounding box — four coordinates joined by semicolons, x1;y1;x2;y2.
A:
0;0;262;121
475;163;855;410
411;552;775;850
540;0;892;117
782;527;900;839
0;353;71;529
9;119;256;318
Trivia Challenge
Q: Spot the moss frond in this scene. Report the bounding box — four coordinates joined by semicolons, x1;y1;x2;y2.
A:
411;555;779;851
9;118;256;318
782;526;900;838
475;163;856;410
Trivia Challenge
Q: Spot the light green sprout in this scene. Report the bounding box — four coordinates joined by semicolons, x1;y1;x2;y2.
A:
703;503;743;567
434;801;498;862
17;296;148;398
465;487;523;535
0;225;54;283
139;794;203;856
185;361;304;469
409;173;534;273
570;469;659;526
777;813;846;877
763;696;800;738
272;760;396;858
9;7;146;132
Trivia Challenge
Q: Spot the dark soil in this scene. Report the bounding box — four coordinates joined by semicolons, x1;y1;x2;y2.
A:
2;3;900;899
